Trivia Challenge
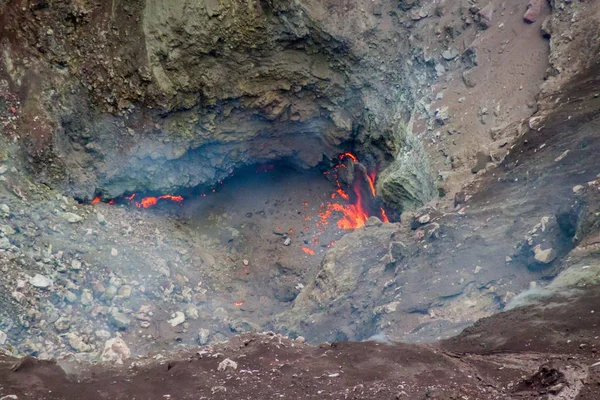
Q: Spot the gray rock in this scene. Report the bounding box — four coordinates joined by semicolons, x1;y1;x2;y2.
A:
533;245;557;264
54;317;71;332
462;69;477;88
62;212;83;223
96;213;106;225
71;260;82;270
0;237;10;250
110;310;131;330
67;332;91;352
168;311;185;327
117;285;132;298
283;237;292;246
30;274;52;289
64;290;78;303
434;63;446;77
471;150;491;174
198;328;210;345
442;48;458;61
0;204;9;214
81;289;94;306
101;286;118;301
0;225;15;235
0;330;7;345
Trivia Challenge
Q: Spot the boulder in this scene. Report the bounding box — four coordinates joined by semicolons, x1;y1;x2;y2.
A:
524;0;543;23
101;338;131;364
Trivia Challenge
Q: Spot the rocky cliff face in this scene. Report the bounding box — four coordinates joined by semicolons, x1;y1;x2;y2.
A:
0;0;439;214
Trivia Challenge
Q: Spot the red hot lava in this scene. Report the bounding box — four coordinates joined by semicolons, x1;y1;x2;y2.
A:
92;193;184;208
322;152;389;230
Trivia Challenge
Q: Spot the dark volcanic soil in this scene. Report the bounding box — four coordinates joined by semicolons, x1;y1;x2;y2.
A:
0;288;599;399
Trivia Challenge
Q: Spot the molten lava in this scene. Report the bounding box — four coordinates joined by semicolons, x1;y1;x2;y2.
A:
92;193;184;208
322;152;388;230
302;247;315;256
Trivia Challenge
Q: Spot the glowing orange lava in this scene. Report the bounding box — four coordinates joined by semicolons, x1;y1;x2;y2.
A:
91;197;101;204
234;301;244;306
380;207;389;223
302;247;315;256
339;152;358;162
318;152;389;230
366;171;377;197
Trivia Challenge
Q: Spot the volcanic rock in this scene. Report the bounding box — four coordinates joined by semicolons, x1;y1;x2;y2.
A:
81;289;93;306
462;69;477;88
0;237;10;250
61;213;83;223
217;358;238;372
442;49;459;61
198;329;211;345
67;332;91;353
524;0;543;23
478;3;494;28
110;310;132;330
533;245;557;264
471;150;492;174
30;274;52;289
168;312;186;327
101;338;131;364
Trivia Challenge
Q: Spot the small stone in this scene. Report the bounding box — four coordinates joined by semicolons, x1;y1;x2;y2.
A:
101;338;131;364
66;332;91;352
198;328;210;345
81;289;94;306
0;165;7;174
365;216;383;227
64;290;77;303
11;291;25;303
0;330;7;345
62;212;83;223
101;286;118;301
30;274;52;289
471;150;491;174
434;63;446;77
96;213;106;225
217;358;238;371
110;310;131;330
0;204;9;214
462;69;477;88
478;3;494;28
442;48;458;61
572;185;584;193
185;307;199;320
117;285;132;298
168;311;186;327
0;225;15;235
533;245;557;264
110;248;118;256
523;0;542;23
505;256;513;263
0;237;10;250
283;237;291;246
71;260;82;270
46;28;54;35
54;317;71;332
0;395;18;400
418;214;431;224
95;330;111;340
242;259;249;266
434;106;450;124
474;266;482;274
295;336;306;344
